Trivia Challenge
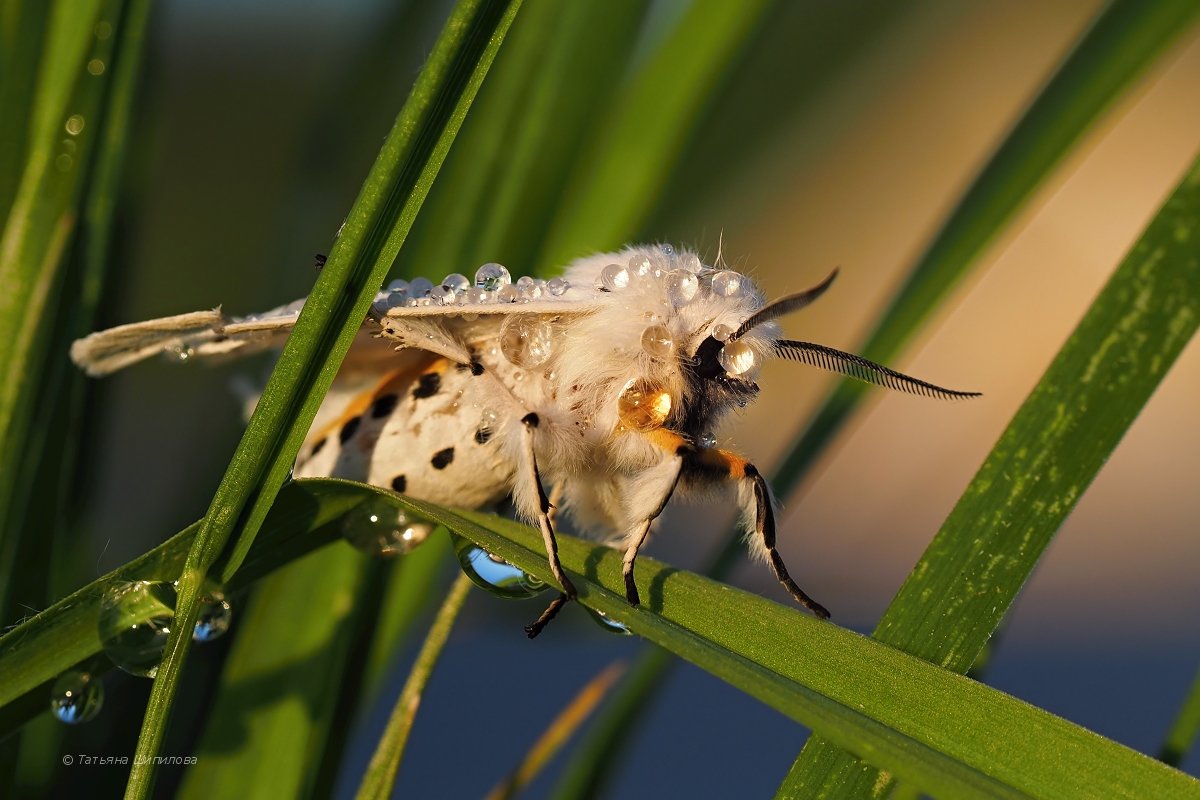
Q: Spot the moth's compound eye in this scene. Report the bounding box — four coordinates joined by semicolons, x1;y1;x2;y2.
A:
618;378;673;432
500;316;554;368
717;340;756;376
640;324;674;360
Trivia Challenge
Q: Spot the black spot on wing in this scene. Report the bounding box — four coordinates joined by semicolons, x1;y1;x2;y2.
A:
311;437;327;455
431;447;454;470
391;475;406;492
371;393;398;419
413;373;441;399
339;416;361;444
474;427;492;445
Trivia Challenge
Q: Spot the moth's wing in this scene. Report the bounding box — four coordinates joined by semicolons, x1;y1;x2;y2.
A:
70;298;308;377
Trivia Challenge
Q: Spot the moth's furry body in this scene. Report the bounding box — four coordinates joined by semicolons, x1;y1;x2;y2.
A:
72;244;978;636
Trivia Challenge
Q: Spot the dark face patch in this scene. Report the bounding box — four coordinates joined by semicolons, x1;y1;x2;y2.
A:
675;336;758;438
391;474;406;492
339;416;362;444
371;393;399;419
413;372;441;399
474;427;492;445
430;447;454;470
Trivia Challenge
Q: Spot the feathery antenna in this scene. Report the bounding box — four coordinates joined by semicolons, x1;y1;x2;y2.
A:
775;340;980;400
731;268;839;341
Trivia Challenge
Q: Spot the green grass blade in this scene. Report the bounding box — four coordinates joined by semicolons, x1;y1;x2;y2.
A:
0;478;377;735
396;500;1199;800
0;0;116;622
355;572;473;800
1161;667;1200;767
176;548;373;800
536;0;771;269
772;0;1200;497
123;1;522;794
0;0;51;221
779;150;1200;797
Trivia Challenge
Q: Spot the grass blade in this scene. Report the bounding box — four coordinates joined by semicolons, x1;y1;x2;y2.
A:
123;1;523;794
1161;667;1200;767
778;150;1200;797
397;500;1199;800
354;571;473;800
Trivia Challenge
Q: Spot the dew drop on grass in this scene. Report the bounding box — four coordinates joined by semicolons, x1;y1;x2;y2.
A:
450;533;548;598
97;580;177;678
50;671;104;724
585;607;631;636
193;589;233;642
342;498;433;558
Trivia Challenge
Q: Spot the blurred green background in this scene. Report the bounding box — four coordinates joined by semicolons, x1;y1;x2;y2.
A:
40;0;1200;796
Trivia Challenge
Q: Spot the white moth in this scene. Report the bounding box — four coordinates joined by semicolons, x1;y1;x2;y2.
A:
71;244;978;636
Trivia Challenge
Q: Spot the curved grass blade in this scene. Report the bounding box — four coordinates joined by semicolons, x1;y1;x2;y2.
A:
779;151;1200;797
354;571;473;800
400;500;1199;800
536;0;771;270
123;1;523;795
1161;667;1200;767
488;661;626;800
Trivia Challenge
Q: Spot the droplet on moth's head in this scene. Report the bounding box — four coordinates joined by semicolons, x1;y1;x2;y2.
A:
599;263;631;292
665;270;699;306
193;589;233;642
475;263;511;290
617;379;673;432
640;325;674;360
98;580;177;678
442;273;470;292
500;316;554;368
451;533;548;598
408;277;434;298
711;323;734;342
342;498;432;558
718;340;756;375
711;271;744;297
547;277;570;296
50;671;104;725
679;253;703;272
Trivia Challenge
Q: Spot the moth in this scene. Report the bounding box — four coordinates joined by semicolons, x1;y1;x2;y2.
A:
71;244;979;637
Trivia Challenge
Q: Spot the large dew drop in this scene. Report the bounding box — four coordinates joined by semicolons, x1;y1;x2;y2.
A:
718;340;756;375
475;263;511;290
97;580;177;678
342;498;433;558
193;589;233;642
50;671;104;724
450;533;548;598
499;316;554;369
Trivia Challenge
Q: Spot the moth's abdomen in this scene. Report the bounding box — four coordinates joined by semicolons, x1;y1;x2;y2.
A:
295;354;514;509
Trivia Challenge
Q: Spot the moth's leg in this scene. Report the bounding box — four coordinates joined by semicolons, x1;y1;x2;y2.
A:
622;430;688;606
524;593;569;639
684;446;829;619
519;413;575;599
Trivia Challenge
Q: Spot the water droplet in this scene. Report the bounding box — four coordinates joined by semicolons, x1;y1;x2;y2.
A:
496;284;518;303
718;341;756;375
464;287;493;305
451;534;547;598
87;58;105;76
547;277;569;296
64;114;85;135
342;498;433;558
660;244;675;257
94;21;113;39
164;342;194;364
387;290;408;308
599;263;630;292
698;432;717;449
442;273;470;292
585;607;632;635
711;323;734;342
408;277;434;297
430;285;455;304
475;263;511;290
679;253;703;272
193;589;233;642
710;271;744;297
55;153;73;172
617;379;672;432
98;581;177;677
387;278;409;293
500;316;554;368
665;270;699;306
640;325;674;360
50;671;104;724
480;407;500;429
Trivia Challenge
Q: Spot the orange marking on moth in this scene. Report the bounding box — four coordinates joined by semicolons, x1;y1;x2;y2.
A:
310;354;446;444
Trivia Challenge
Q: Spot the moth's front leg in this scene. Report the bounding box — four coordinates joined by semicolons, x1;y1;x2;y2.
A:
621;433;687;606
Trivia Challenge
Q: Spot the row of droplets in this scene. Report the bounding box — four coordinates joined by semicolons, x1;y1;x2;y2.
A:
379;264;570;309
53;497;627;725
